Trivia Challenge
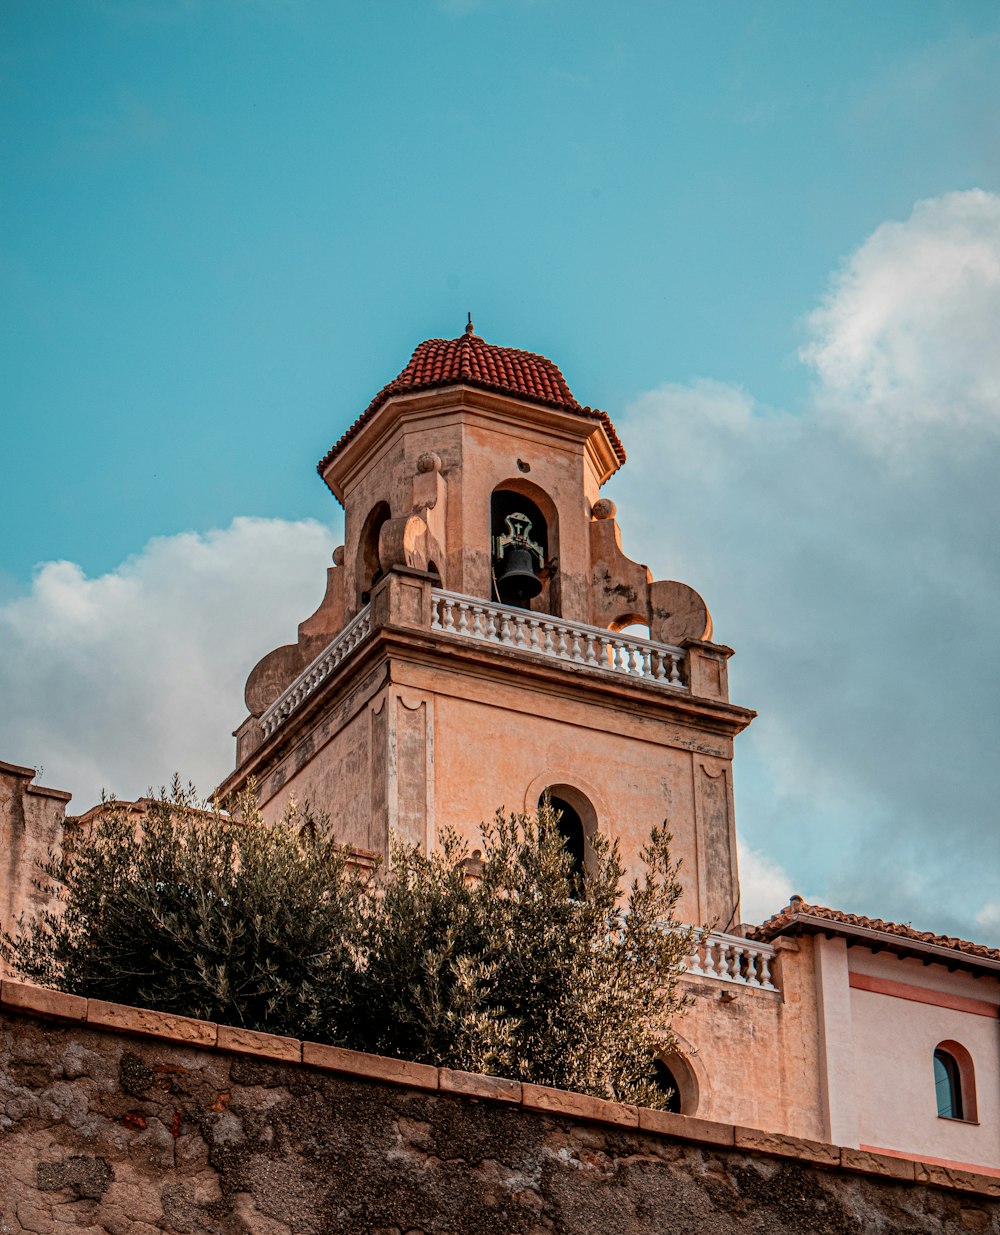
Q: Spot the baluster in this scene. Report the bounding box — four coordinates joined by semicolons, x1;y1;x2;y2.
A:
715;941;731;980
442;600;456;632
730;944;746;984
685;942;705;977
745;949;762;988
515;615;529;648
700;938;717;978
759;953;775;990
570;631;584;662
430;598;442;629
555;626;568;658
668;652;683;686
585;634;600;666
640;647;652;678
542;622;555;655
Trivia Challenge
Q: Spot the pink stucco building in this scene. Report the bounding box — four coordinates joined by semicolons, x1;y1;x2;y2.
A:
3;323;998;1176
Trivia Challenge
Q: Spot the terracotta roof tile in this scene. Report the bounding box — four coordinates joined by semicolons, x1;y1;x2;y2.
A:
750;898;1000;965
318;325;625;474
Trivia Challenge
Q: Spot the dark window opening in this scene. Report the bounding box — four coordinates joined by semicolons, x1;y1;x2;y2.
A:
357;501;391;607
542;793;585;879
652;1058;682;1113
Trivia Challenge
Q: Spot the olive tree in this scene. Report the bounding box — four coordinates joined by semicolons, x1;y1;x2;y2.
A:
3;787;695;1108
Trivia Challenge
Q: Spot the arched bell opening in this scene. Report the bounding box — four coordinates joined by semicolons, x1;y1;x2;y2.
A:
538;783;597;881
491;481;560;615
357;501;391;608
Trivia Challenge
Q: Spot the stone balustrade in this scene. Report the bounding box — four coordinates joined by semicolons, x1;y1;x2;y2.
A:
684;929;778;991
260;605;373;738
430;589;686;689
259;584;689;741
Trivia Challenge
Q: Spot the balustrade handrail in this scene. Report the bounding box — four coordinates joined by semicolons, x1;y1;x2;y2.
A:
682;927;779;991
260;604;373;737
430;588;687;689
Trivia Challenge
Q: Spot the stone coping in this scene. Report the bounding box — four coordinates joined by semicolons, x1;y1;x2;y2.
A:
2;978;997;1199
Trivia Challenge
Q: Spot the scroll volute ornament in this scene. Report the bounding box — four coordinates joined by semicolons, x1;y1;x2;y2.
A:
649;579;712;645
589;498;711;644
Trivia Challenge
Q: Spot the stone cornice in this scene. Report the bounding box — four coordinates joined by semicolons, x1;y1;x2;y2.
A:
321;384;621;503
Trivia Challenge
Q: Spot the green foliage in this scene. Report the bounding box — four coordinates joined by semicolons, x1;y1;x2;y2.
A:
1;778;361;1038
2;786;695;1107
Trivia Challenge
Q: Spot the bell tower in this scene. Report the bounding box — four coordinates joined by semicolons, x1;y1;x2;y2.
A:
217;323;755;929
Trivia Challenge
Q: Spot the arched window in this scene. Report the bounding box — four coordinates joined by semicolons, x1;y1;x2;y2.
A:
650;1049;699;1115
538;785;597;881
652;1058;682;1113
934;1042;977;1122
357;501;391;607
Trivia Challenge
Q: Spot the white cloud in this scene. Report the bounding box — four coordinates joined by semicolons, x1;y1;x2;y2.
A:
736;836;796;928
0;518;336;809
803;190;1000;451
611;190;1000;943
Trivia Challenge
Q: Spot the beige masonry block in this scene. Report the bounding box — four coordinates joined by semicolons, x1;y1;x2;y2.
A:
0;980;86;1022
302;1041;438;1091
638;1106;735;1147
735;1125;840;1167
840;1146;915;1181
87;999;217;1048
915;1162;1000;1197
438;1068;521;1103
216;1024;301;1063
521;1083;639;1129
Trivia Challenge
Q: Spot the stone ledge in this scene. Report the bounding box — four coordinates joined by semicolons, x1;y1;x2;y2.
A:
735;1126;841;1168
438;1068;521;1103
638;1106;734;1147
521;1082;639;1129
87;999;218;1048
915;1162;1000;1197
216;1024;301;1063
303;1041;439;1091
841;1146;916;1182
0;979;87;1023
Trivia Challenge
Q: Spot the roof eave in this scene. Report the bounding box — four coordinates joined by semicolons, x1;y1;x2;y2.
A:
767;912;1000;978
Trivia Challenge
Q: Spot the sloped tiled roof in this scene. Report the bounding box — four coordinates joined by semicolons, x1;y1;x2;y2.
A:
751;898;1000;966
318;323;625;474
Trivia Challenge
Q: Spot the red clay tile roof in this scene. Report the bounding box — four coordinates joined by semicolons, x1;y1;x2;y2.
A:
318;323;626;474
750;898;1000;966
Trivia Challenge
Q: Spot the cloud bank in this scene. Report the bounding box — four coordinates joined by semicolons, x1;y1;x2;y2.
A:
611;190;1000;942
0;518;336;806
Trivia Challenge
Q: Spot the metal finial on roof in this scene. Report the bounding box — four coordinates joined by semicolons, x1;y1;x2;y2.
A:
465;312;475;336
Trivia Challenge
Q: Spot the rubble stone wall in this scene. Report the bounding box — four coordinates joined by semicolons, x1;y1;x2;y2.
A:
1;988;998;1235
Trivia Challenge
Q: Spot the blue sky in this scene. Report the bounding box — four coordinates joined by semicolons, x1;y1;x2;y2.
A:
2;2;999;940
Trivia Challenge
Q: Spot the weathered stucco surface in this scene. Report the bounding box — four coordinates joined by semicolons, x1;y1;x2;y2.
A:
2;1010;997;1235
679;938;825;1142
0;762;71;979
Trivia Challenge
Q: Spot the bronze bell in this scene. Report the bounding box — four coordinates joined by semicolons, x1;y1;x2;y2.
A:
496;546;543;607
